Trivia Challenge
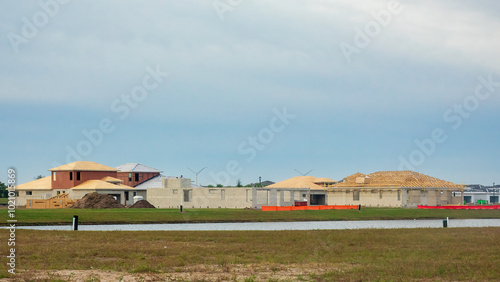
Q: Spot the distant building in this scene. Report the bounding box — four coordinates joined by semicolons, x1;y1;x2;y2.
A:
115;163;162;187
464;184;500;204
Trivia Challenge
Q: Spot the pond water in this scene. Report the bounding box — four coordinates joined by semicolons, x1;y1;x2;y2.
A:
9;219;500;231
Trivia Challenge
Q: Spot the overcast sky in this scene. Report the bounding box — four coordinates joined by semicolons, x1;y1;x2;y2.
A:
1;0;499;186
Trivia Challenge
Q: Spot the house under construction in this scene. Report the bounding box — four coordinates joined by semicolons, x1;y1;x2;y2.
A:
263;171;465;208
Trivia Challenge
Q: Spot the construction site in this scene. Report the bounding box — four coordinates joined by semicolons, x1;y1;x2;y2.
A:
14;161;471;209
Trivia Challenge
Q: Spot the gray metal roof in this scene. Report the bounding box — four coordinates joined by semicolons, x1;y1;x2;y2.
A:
134;174;176;190
116;163;163;173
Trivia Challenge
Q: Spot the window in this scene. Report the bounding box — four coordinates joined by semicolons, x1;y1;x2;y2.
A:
26;191;32;196
283;191;291;202
353;189;360;201
133;192;137;196
246;189;251;202
128;173;132;182
69;172;73;180
53;172;56;181
76;172;81;181
379;190;383;199
125;192;129;201
135;173;139;182
183;190;192;202
397;190;401;201
221;189;225;200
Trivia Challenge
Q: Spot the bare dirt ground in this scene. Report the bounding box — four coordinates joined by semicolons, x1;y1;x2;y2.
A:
2;263;348;281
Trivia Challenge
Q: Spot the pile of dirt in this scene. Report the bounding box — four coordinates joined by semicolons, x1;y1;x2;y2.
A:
70;192;125;209
129;200;156;208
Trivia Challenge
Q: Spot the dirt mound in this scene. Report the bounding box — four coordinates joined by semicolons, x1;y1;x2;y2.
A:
70;192;125;209
129;200;156;208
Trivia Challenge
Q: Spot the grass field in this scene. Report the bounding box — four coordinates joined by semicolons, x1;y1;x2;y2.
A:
0;198;8;204
0;207;499;226
1;228;499;281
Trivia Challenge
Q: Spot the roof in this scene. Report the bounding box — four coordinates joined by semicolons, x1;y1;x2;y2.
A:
267;176;328;190
72;180;134;190
332;171;464;188
313;177;337;183
116;163;163;173
15;176;52;190
50;161;118;172
101;176;123;183
133;174;177;190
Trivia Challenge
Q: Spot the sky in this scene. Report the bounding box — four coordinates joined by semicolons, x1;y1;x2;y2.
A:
1;0;499;187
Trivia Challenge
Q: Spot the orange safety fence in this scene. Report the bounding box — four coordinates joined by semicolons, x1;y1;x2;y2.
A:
262;205;359;211
417;205;500;210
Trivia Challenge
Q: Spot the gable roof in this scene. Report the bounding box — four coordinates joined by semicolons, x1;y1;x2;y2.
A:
332;171;464;188
72;180;134;190
116;163;163;173
15;176;52;190
49;161;118;172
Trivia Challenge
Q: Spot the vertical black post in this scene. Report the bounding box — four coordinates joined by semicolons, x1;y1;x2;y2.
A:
73;215;78;231
443;219;448;228
180;205;183;212
358;204;361;210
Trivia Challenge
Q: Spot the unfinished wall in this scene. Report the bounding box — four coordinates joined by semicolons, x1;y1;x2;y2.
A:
147;187;252;208
15;190;56;207
326;188;401;207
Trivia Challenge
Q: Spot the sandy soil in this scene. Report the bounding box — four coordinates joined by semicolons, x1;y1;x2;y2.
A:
2;263;348;281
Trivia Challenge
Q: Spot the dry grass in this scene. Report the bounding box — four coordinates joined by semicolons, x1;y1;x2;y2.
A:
1;207;499;226
1;228;499;281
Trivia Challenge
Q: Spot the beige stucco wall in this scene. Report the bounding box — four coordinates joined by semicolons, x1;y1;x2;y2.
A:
147;187;252;208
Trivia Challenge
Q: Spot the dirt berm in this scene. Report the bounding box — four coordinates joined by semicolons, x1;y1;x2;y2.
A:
129;200;156;208
70;192;125;209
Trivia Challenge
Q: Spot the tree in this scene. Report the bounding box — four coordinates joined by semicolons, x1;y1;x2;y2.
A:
0;181;7;198
207;185;214;188
236;179;242;187
216;184;223;187
35;175;44;180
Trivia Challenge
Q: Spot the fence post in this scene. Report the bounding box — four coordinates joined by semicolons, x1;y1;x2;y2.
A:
72;215;78;231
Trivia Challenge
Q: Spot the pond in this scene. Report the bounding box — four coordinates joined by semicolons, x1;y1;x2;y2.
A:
10;219;500;231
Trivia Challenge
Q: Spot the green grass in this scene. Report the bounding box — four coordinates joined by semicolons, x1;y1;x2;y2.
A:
1;228;499;280
0;207;499;226
0;198;8;204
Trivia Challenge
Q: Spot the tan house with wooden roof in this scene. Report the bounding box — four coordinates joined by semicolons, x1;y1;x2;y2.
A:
15;161;136;207
258;171;464;208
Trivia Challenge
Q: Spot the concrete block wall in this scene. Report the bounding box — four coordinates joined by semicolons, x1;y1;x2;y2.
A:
326;189;401;207
15;190;56;206
147;187;252;208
